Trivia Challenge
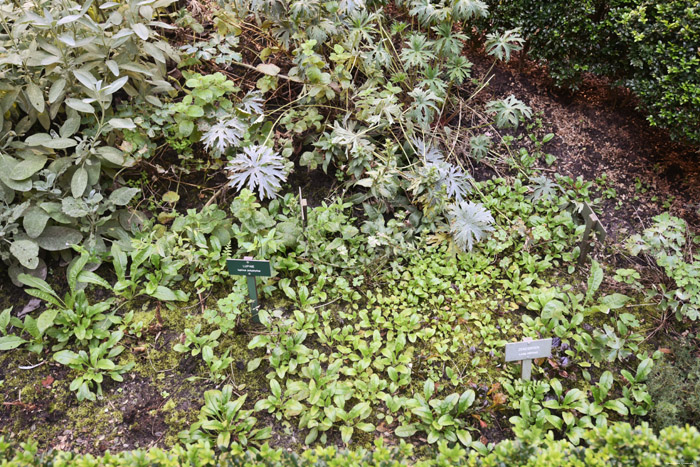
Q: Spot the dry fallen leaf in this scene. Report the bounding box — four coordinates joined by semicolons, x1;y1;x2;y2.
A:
42;375;54;388
491;392;507;406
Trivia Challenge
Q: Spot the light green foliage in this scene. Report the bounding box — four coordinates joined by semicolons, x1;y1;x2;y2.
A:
182;386;271;449
626;213;700;320
54;331;134;401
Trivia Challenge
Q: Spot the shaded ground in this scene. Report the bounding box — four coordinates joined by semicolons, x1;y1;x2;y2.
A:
470;52;700;238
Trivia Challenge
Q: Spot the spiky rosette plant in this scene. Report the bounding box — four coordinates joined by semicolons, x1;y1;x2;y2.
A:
226;145;289;199
447;201;495;251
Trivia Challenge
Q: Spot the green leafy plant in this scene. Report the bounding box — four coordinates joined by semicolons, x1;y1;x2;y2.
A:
0;0;178;275
397;379;477;446
54;330;134;401
182;386;271;449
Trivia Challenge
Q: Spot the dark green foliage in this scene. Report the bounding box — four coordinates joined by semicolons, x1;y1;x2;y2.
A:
616;1;700;143
2;423;700;465
647;338;700;430
482;0;700;145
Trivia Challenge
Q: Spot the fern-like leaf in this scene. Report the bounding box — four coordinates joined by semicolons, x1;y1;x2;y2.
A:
485;95;532;129
238;91;264;115
447;201;495;251
226;145;288;199
400;33;436;69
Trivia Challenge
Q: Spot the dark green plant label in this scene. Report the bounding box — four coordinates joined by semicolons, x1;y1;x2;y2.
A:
226;259;271;277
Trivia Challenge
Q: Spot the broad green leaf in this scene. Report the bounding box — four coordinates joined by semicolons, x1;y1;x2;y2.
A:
10;154;46;180
0;335;26;350
395;424;417;437
604;399;629;415
340;425;353;444
178;120;194;137
257;63;281;76
599;293;631;310
67;250;90;291
108;118;135;129
185;105;204;118
23;206;49;238
10;239;39;269
23;289;63;309
150;286;183;301
635;358;653;382
282;400;303;417
26;82;45;113
96;359;115;370
586;260;603;304
36;226;82;251
105;60;120;77
109;187;139;206
73;69;97;90
60;117;80;138
96;147;125;166
18;274;56;296
0;308;10;333
71;167;88;198
247;357;262;372
456;429;472;446
62;197;89;217
65;98;94;113
103;76;128;95
48;78;67;104
54;350;80;365
37;308;58;335
270;379;282;399
132;23;150;40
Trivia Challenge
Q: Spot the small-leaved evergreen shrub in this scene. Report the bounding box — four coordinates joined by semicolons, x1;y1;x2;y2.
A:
1;423;699;466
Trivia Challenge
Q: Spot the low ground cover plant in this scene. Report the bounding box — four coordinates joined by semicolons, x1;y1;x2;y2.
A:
0;0;698;462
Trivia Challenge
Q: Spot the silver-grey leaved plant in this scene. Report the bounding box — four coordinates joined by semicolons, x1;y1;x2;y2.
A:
447;201;495;251
226;146;288;199
201;119;246;154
